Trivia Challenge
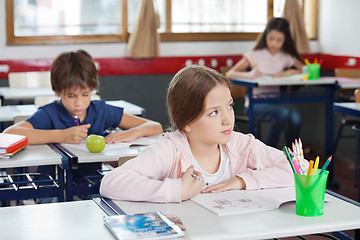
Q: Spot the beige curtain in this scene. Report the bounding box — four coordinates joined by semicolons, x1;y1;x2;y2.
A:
127;0;160;58
282;0;310;53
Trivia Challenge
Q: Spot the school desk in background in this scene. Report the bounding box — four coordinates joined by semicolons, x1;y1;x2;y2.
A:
0;132;28;158
0;143;67;204
231;76;337;184
54;134;162;201
334;101;360;201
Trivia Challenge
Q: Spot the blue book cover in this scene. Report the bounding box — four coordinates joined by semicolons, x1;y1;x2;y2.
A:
104;211;184;240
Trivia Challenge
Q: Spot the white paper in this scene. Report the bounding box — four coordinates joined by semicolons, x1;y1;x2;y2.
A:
62;136;161;152
191;187;296;216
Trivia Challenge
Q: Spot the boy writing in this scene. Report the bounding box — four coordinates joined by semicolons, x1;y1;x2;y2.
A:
4;49;163;183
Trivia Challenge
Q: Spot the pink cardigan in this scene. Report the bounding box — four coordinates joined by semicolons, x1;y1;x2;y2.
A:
100;130;294;203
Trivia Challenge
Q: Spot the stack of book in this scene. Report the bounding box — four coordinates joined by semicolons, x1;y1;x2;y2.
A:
0;133;28;159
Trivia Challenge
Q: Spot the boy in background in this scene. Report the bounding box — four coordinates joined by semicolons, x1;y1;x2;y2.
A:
4;49;163;196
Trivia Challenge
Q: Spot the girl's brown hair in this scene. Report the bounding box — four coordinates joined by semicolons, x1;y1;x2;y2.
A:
51;49;98;93
167;65;231;130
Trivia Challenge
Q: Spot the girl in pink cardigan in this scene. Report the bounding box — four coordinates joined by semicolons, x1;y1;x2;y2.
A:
100;65;294;203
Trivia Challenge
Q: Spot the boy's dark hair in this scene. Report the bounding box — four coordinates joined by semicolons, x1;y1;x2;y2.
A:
167;65;231;130
51;49;98;93
253;17;303;62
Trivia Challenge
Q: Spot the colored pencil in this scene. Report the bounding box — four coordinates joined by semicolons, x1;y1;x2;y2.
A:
319;155;333;175
307;160;314;175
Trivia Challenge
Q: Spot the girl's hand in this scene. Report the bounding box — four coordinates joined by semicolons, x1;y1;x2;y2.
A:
63;124;91;144
181;166;203;201
273;71;288;77
247;68;262;79
201;176;245;193
104;129;138;143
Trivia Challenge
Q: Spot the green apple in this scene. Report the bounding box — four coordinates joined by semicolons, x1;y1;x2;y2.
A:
86;134;106;153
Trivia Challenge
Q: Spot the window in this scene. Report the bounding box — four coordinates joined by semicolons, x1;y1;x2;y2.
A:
6;0;125;45
166;0;268;33
6;0;317;45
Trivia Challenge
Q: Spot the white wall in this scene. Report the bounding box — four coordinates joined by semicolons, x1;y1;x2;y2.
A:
318;0;360;57
0;1;320;61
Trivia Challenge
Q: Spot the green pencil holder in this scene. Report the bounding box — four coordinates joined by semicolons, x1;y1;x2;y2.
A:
294;170;328;217
307;63;320;80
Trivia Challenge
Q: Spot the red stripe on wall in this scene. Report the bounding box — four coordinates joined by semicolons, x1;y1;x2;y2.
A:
0;53;359;79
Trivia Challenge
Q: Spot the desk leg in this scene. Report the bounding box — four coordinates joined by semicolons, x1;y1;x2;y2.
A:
65;169;74;201
0;95;3;131
57;165;65;202
355;125;360;202
326;86;340;189
247;87;255;135
141;109;146;118
326;86;335;183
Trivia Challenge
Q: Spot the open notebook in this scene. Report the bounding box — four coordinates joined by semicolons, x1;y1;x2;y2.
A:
62;135;161;152
256;74;305;82
191;187;329;216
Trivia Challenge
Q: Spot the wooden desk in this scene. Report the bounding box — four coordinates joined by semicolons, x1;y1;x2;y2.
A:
0;200;114;240
102;189;360;240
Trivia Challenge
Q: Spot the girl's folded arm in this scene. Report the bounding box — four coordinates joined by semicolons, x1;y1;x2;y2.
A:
236;136;294;190
100;140;182;203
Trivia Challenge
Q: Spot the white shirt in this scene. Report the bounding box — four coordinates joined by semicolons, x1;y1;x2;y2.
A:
190;145;232;189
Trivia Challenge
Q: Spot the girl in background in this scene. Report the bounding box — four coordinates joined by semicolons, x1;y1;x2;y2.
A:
226;17;305;148
100;65;293;203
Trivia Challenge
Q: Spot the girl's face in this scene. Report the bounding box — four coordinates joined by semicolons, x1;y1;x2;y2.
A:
266;30;285;55
184;83;234;146
58;86;93;120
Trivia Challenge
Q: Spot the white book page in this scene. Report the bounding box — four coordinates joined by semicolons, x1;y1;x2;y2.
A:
191;187;296;216
62;135;161;151
256;74;304;82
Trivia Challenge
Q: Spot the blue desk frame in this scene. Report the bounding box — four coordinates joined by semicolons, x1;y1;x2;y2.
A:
333;103;360;201
0;144;68;203
232;79;338;181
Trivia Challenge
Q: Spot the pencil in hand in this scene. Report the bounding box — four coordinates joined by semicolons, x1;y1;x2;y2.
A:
75;115;80;126
191;172;205;183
